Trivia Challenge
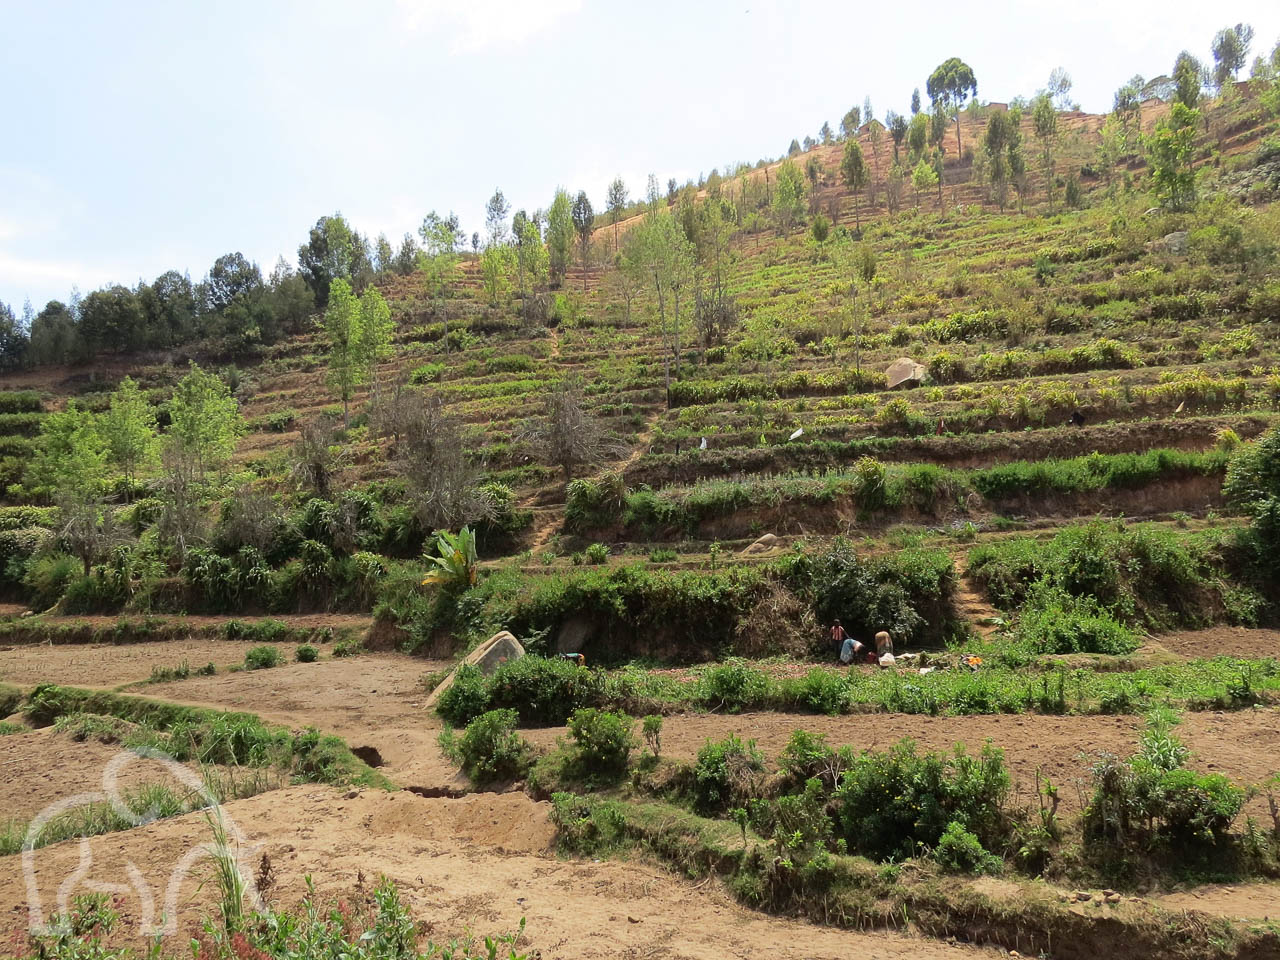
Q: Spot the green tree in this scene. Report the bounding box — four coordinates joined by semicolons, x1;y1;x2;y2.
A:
28;405;111;576
324;278;363;426
297;213;359;308
1032;93;1059;213
788;138;801;156
546;189;574;289
926;57;978;158
1147;101;1199;211
983;109;1015;210
911;88;921;115
0;300;28;370
819;120;833;144
620;210;694;401
840;105;862;140
1173;51;1204;108
835;241;877;374
418;210;462;352
356;285;393;402
100;376;157;491
606;177;628;251
1212;23;1254;90
907;111;929;162
886;110;908;163
1047;67;1074;110
167;363;243;479
571;191;595;291
841;139;870;229
480;244;512;306
1113;75;1144;148
911;157;939;209
484;188;510;247
771;159;807;234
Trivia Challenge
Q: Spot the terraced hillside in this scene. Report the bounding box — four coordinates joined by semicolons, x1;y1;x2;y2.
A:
3;66;1280;960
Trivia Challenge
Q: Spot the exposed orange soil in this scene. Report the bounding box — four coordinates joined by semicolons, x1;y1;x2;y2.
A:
1142;627;1280;661
0;727;246;823
0;639;278;687
0;787;997;959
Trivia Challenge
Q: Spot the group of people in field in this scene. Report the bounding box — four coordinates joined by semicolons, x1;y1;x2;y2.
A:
830;619;894;667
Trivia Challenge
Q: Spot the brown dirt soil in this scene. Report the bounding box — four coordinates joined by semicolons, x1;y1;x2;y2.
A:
1157;882;1280;921
19;613;373;632
0;786;996;958
1144;627;1280;660
0;728;236;823
0;639;277;687
144;654;455;783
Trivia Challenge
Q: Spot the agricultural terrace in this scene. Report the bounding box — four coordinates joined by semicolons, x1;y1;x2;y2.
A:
3;40;1280;960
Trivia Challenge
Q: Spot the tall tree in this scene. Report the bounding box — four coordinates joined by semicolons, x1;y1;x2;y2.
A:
620;210;694;402
606;177;628;251
1113;75;1144;149
1047;67;1074;110
907;111;929;161
926;57;978;158
1173;51;1205;108
418;210;462;351
324;278;363;426
165;362;244;483
1148;101;1199;211
771;159;807;234
886;111;908;163
911;88;922;115
546;189;574;289
1212;23;1254;89
840;139;870;229
100;376;157;491
356;285;393;403
983;109;1015;210
484;188;511;247
1032;92;1059;213
297;214;357;308
0;301;26;371
571;191;595;292
840;105;861;140
28;404;110;575
819;120;833;144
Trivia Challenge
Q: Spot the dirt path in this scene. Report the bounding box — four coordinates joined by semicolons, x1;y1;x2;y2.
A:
951;556;1002;639
0;786;998;958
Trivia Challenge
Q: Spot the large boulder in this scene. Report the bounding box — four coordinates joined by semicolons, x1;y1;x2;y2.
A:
425;631;525;710
740;533;780;556
886;357;927;389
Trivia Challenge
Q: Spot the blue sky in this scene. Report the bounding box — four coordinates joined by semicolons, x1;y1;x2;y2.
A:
3;0;1278;311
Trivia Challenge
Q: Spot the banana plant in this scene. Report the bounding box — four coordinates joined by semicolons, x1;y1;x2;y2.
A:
421;526;478;589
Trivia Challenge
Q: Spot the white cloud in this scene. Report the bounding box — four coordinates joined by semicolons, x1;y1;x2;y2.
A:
395;0;582;53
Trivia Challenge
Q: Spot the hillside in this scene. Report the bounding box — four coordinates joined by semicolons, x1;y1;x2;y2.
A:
3;51;1280;960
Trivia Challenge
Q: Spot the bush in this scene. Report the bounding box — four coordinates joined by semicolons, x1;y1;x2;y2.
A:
446;708;533;785
933;821;1002;874
244;646;283;670
692;734;765;815
833;739;1011;862
565;474;628;531
1013;583;1141;655
23;554;79;611
408;362;445;384
435;664;493;726
295;644;319;663
567;708;634;783
487;656;591;725
584;542;610;565
0;391;42;414
695;660;772;712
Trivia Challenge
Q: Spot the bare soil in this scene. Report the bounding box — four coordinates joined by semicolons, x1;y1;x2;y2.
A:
0;786;997;958
0;639;275;687
1143;627;1280;660
0;728;234;823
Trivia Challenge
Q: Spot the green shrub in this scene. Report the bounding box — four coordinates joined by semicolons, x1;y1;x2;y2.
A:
408;362;445;384
488;354;535;373
550;791;628;855
487;656;590;725
692;734;765;815
296;644;319;663
0;391;42;414
833;740;1011;861
584;542;610;565
23;554;79;610
782;669;853;715
567;708;634;783
244;646;283;670
933;821;1003;874
332;637;364;658
565;474;628;531
445;708;533;785
695;660;772;712
435;664;493;726
1013;584;1141;655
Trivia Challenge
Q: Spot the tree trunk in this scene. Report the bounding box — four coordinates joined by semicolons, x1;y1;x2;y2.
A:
955;110;962;160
